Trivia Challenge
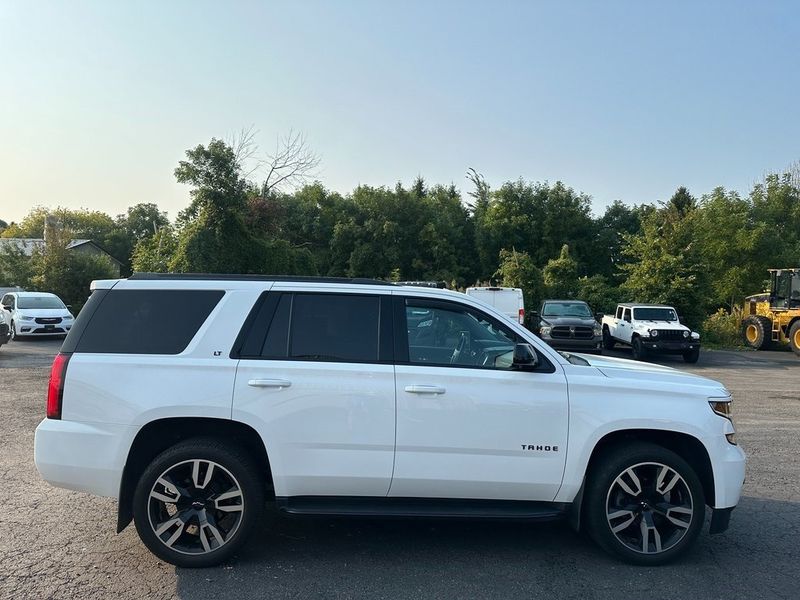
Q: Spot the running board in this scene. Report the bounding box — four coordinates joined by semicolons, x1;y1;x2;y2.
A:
276;496;570;520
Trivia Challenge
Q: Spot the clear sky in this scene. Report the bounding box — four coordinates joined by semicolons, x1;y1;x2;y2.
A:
1;0;798;224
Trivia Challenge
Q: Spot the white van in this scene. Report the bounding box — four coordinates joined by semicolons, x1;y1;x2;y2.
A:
465;287;525;324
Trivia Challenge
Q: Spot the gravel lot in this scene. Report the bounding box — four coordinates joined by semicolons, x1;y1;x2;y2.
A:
1;339;798;599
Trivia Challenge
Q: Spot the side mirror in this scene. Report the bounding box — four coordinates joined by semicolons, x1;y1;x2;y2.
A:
595;312;603;322
66;305;73;310
512;343;539;371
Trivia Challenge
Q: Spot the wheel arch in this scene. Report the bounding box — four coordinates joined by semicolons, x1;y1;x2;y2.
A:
570;428;715;531
116;417;273;533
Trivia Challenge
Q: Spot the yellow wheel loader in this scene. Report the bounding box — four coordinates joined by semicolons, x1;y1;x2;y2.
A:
741;268;800;356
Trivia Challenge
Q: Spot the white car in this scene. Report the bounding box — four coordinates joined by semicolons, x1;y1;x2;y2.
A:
35;275;744;568
1;291;75;339
465;286;525;324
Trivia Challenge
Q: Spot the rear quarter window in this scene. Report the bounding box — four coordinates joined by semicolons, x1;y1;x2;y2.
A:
70;289;224;354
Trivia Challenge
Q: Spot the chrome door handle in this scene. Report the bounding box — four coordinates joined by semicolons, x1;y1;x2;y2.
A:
248;379;292;389
404;385;446;395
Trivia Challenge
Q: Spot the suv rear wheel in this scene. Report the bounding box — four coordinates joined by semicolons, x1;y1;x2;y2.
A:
132;438;264;568
584;442;705;565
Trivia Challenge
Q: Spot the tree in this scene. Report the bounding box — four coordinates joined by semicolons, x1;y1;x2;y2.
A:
495;249;545;314
591;200;644;278
260;130;321;198
475;180;595;278
131;225;179;273
576;274;618;314
620;206;710;328
120;203;170;241
543;244;579;299
28;228;117;312
0;219;7;233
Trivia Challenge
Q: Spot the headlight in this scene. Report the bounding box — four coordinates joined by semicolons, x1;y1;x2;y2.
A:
593;324;602;335
649;329;658;337
709;397;736;444
540;326;551;336
691;331;700;339
20;315;34;321
683;330;690;338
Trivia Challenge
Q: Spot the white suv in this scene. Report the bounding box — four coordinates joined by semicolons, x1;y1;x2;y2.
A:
34;274;745;568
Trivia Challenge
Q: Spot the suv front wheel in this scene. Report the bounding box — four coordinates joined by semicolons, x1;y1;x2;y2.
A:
132;438;264;567
584;442;705;565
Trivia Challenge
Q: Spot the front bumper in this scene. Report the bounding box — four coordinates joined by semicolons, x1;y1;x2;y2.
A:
34;418;135;498
17;321;72;336
541;334;603;352
641;338;700;354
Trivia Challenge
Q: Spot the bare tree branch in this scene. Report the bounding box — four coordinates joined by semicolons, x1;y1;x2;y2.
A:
261;129;321;197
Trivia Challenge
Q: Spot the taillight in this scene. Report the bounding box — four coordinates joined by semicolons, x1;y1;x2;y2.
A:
519;308;525;324
47;353;71;419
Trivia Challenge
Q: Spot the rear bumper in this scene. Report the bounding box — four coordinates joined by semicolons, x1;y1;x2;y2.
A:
34;418;135;498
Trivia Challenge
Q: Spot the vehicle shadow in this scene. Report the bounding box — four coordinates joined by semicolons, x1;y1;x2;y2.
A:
174;495;799;600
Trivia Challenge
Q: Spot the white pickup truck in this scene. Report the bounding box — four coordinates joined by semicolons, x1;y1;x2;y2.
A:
602;303;701;363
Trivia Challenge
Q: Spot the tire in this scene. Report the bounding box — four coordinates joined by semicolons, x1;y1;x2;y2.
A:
602;327;616;350
584;442;705;566
683;347;700;363
741;315;772;350
631;336;647;361
789;320;800;357
132;437;265;568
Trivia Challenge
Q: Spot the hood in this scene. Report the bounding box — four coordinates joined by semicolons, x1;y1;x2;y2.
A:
15;308;73;319
567;352;728;395
541;315;597;327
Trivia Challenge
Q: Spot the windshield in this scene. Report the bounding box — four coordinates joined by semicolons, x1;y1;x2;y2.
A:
542;302;592;318
633;307;677;321
17;296;66;310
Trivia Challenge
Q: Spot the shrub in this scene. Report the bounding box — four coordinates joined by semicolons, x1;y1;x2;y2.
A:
701;307;744;348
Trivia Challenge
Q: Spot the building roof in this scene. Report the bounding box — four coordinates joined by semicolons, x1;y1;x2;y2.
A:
0;238;122;266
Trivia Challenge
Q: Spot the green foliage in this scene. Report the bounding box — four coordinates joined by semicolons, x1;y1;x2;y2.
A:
620;196;710;328
701;308;744;348
0;244;35;288
576;274;619;314
0;219;7;232
543;244;579;299
494;249;545;312
28;229;117;312
475;180;594;278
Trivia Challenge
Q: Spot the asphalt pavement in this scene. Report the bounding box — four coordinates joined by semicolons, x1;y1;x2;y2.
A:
0;339;798;599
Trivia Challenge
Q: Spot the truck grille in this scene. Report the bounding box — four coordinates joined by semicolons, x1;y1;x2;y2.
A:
551;326;594;339
35;317;62;324
653;329;686;341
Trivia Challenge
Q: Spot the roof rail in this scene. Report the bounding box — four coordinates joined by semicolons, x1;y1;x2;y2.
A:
127;272;394;286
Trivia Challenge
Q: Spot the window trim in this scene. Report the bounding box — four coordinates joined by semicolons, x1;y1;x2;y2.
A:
396;295;555;373
233;291;394;365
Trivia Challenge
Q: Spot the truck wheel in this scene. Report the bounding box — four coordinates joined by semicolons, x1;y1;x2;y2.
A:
631;336;647;361
133;437;264;568
741;316;772;350
584;442;705;565
683;347;700;363
602;327;616;350
789;321;800;357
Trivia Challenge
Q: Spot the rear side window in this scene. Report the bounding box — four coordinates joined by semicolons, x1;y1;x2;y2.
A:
73;289;224;354
289;294;380;362
236;292;386;363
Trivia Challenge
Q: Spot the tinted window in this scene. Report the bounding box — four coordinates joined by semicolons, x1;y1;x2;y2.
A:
74;290;224;354
623;308;632;321
261;293;291;357
288;294;380;362
406;301;516;369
